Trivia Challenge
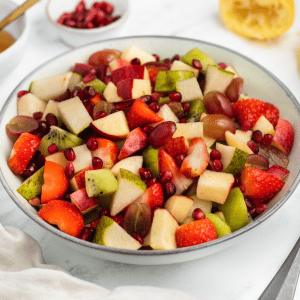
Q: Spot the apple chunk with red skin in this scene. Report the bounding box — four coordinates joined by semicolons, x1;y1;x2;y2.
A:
90;111;130;141
111;65;149;84
271;119;294;155
117;79;151;100
266;165;290;180
70;188;99;214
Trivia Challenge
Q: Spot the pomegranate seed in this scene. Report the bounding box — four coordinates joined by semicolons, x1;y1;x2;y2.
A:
182;103;190;113
175;153;186;166
65;162;75;178
218;62;227;69
87;137;98;151
212;159;223;172
92;157;103;169
110;214;125;227
192;208;205;220
163;182;176;198
143;125;153;135
45;113;58;127
38;121;50;136
241;120;251;131
79;227;94;242
192;59;203;70
172;54;180;61
131;58;141;65
37;152;46;167
90;218;100;229
132;232;144;244
233;176;241;187
104;77;112;84
64;148;76;161
146;178;158;187
84;22;94;29
33;111;43;120
29;197;41;207
149;102;159;113
23;163;38;178
139;168;153;181
153;54;160;61
95;111;108;119
169;92;182;102
179;118;186;123
48;143;59;154
83;73;97;84
99;208;110;217
249;208;257;218
256;204;267;215
151;92;160;102
252;130;263;143
160;170;173;183
164;58;172;68
263;134;273;146
140;95;151;103
238;185;245;193
245;199;254;211
247;140;259;154
65;19;76;27
17;90;29;98
210;149;221;161
83;86;96;98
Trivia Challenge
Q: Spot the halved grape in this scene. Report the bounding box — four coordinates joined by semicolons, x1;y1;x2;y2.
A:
143;61;170;72
6;116;39;137
93;100;116;119
88;49;122;67
149;121;176;148
124;203;152;237
168;102;185;118
245;154;269;170
258;145;289;168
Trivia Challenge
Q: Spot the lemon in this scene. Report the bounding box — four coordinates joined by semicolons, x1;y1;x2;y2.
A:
219;0;295;40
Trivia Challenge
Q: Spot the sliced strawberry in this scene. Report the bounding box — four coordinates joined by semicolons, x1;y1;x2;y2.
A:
165;136;189;158
176;219;217;248
135;182;164;208
118;127;148;160
37;200;84;237
8;132;40;175
158;148;193;195
92;138;119;169
241;167;284;199
264;103;279;127
180;137;209;178
126;99;164;130
41;161;69;204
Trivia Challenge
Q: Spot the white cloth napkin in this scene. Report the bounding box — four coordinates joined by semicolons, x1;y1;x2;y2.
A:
0;224;199;300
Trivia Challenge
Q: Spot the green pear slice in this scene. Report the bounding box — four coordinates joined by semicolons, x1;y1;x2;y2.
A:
186;99;206;123
225;131;253;154
30;72;73;101
57;96;93;135
170;60;200;77
82;78;106;95
216;143;249;177
68;72;82;91
17;93;47;117
154;70;195;93
93;216;142;250
181;47;217;74
17;167;44;200
142;146;159;178
41;100;62;127
204;212;232;237
221;187;251;232
175;77;203;102
234;129;253;144
110;156;143;177
204;65;235;95
85;169;118;198
110;169;147;216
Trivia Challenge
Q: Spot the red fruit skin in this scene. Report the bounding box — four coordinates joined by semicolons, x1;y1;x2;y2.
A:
70;188;99;214
241;167;284;199
165;137;189;158
8;133;40;175
116;79;135;100
134;183;164;209
264;103;280;127
266;165;290;180
118;127;148;160
180;137;209;178
271;119;294;155
126;99;164;130
41;161;69;204
37;200;84;237
176;219;217;248
111;65;147;84
69;164;94;191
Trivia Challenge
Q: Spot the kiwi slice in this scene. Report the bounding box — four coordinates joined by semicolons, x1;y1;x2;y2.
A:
39;126;83;156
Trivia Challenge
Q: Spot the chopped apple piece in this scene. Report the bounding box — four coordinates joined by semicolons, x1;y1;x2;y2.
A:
253;115;275;136
120;45;156;64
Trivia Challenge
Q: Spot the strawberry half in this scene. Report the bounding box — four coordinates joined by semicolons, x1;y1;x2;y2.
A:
126;99;163;130
41;161;69;204
8;132;40;175
264;103;280;127
176;219;217;248
241;167;284;199
135;182;164;208
37;200;84;237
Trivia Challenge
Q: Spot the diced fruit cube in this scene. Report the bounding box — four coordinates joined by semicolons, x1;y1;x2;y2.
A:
111;156;143;177
17;93;47;117
70;188;99;214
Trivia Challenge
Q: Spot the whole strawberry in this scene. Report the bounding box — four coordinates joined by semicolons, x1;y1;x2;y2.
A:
176;218;217;248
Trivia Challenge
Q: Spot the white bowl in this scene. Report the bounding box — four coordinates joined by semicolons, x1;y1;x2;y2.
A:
1;36;300;265
0;0;29;78
46;0;129;47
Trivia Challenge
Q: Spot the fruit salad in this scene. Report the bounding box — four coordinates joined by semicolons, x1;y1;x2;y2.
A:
6;45;294;251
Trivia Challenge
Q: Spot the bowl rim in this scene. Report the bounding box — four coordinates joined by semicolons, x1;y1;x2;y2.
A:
0;0;29;58
45;0;130;35
1;35;300;258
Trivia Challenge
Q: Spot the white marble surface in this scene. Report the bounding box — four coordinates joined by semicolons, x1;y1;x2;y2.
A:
1;0;300;299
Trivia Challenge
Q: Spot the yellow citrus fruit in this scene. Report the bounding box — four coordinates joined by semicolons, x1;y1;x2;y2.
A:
219;0;295;40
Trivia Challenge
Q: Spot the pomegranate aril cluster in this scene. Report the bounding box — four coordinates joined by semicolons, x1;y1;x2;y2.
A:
57;0;120;29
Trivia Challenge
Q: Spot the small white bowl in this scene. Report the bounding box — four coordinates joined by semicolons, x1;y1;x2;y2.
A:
0;0;29;78
46;0;129;47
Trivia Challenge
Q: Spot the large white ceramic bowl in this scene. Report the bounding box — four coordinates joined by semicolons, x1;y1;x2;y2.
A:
0;0;29;78
0;36;300;265
46;0;129;47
